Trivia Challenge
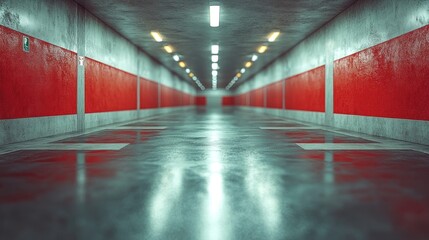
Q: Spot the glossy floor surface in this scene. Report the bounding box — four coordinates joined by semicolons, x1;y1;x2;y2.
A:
1;108;429;240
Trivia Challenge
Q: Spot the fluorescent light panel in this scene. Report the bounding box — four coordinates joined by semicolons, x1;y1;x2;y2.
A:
212;63;219;70
268;31;280;42
210;6;220;27
150;31;163;42
211;55;219;62
173;55;180;61
164;45;173;53
212;70;218;77
211;45;219;54
251;54;258;61
258;45;267;53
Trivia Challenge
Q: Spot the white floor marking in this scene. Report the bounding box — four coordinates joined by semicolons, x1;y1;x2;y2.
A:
260;126;319;130
297;143;412;151
21;143;129;151
112;126;167;130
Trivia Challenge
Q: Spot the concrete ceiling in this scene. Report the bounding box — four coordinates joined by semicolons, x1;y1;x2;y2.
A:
74;0;356;90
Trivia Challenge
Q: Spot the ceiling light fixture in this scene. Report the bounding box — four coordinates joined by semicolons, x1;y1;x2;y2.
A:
164;45;174;53
210;5;220;27
150;31;163;42
189;73;195;78
236;73;242;78
251;54;258;61
257;45;268;53
179;61;186;68
212;70;218;77
173;54;180;61
240;68;246;73
185;68;191;73
212;63;219;70
211;44;219;54
245;61;252;68
211;55;219;62
268;31;280;42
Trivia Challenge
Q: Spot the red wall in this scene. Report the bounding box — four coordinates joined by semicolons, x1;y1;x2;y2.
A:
222;96;235;106
140;78;158;109
266;80;283;109
160;85;186;107
0;25;77;119
85;58;137;113
285;66;325;112
250;87;265;107
334;24;429;121
195;96;207;106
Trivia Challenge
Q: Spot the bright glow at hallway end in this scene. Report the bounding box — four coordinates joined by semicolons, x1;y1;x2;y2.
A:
210;6;220;27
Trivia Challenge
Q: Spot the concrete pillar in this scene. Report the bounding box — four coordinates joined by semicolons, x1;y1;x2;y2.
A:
76;5;85;132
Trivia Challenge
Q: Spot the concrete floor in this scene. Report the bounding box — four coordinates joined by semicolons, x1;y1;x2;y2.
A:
1;108;429;240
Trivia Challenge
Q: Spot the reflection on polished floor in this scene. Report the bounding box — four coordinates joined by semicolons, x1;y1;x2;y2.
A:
1;108;429;240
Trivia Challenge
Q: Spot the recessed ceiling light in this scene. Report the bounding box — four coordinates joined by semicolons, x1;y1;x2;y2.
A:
268;31;280;42
150;31;163;42
173;54;180;61
212;70;218;77
257;45;267;53
212;63;219;70
211;45;219;54
240;68;246;73
210;5;220;27
245;61;252;68
251;54;258;61
179;61;186;68
164;45;174;53
189;72;195;78
185;68;190;73
211;55;219;62
236;73;242;78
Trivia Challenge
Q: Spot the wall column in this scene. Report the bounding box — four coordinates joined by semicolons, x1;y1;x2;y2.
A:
76;5;86;132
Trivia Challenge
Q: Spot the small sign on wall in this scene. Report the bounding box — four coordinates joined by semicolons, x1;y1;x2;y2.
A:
23;36;30;52
78;56;85;66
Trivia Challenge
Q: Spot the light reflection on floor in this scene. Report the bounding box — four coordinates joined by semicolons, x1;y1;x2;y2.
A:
0;108;429;239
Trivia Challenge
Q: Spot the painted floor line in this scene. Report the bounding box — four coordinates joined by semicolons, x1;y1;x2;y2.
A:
21;143;129;151
297;143;412;151
112;126;167;130
260;126;320;130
